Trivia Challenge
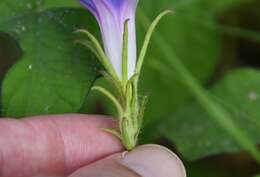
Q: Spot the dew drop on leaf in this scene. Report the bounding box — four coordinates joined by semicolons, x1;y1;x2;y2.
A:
26;3;33;10
248;91;259;101
28;64;33;70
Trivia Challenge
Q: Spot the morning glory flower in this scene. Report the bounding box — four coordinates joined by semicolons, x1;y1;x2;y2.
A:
80;0;138;79
78;0;171;150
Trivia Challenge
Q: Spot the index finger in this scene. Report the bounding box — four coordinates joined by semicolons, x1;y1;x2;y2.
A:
0;114;123;177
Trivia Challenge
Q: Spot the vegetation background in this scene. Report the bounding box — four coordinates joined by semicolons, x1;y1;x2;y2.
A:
0;0;260;176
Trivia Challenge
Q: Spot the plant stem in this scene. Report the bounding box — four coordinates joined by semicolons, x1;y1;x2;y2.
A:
120;76;140;150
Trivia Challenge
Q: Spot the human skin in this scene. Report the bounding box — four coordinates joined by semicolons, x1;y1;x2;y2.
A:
0;114;186;177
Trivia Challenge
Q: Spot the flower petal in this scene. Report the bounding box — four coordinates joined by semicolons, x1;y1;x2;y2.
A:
80;0;138;78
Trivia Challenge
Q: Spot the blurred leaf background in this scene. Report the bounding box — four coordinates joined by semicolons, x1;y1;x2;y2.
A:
1;0;260;176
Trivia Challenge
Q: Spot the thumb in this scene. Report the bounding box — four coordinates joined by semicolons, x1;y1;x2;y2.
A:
69;144;186;177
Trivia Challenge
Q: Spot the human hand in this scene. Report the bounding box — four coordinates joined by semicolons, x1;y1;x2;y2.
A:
0;114;186;177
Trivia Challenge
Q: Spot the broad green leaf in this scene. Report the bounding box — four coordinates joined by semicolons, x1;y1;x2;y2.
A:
162;69;260;160
0;1;99;117
44;0;80;9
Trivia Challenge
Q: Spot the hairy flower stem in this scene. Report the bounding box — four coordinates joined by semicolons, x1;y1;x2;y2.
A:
120;98;139;150
119;86;139;150
118;19;139;150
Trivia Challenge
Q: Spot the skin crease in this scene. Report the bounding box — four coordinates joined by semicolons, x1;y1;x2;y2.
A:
0;114;123;177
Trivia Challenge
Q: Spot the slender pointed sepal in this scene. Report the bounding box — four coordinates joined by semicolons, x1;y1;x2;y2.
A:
137;95;149;132
100;71;125;103
122;19;130;84
136;10;173;74
103;128;122;139
75;29;119;81
92;86;123;117
74;39;100;60
125;73;138;104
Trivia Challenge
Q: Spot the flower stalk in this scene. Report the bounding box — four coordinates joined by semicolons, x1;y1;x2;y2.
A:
78;0;171;150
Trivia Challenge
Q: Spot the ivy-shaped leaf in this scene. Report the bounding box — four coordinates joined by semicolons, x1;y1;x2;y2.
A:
0;0;99;117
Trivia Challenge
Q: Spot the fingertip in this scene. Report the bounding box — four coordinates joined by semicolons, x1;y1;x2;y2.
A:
120;144;186;177
69;144;186;177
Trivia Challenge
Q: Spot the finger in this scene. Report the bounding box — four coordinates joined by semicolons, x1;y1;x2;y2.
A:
69;144;186;177
0;114;123;177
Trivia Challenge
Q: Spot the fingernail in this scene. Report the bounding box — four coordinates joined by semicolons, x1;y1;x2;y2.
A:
119;144;186;177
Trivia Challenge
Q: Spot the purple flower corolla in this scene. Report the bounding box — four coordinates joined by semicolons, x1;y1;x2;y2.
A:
80;0;138;79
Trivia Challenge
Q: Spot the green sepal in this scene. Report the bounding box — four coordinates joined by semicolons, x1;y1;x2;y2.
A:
92;86;123;117
103;128;122;139
75;29;119;81
136;10;173;75
122;19;130;85
100;71;125;104
125;73;139;106
74;39;100;60
137;95;149;132
121;118;136;150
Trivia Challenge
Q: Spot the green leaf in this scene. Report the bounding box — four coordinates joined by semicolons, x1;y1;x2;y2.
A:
0;33;21;81
137;0;221;142
44;0;80;9
0;1;99;117
162;69;260;160
199;0;253;13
